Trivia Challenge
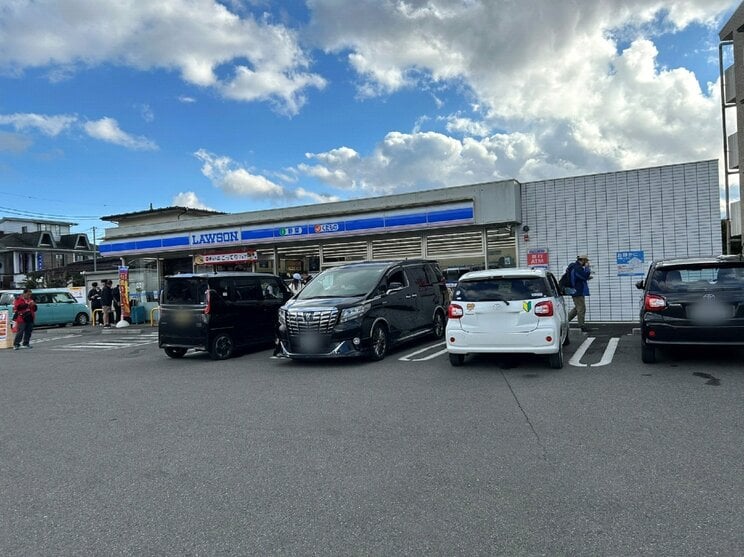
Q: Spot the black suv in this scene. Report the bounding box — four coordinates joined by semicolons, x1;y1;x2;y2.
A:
635;255;744;363
159;272;291;360
277;260;449;361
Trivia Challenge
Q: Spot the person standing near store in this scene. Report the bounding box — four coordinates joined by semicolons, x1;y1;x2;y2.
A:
289;273;303;295
88;281;102;325
567;255;594;332
12;289;37;350
112;282;122;323
100;279;114;328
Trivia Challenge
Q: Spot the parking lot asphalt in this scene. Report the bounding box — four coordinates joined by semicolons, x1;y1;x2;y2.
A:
2;322;743;555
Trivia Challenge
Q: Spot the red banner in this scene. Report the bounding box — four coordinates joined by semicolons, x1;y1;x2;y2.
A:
119;266;131;318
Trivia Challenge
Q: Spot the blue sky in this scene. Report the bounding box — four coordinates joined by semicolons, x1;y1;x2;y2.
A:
0;0;739;237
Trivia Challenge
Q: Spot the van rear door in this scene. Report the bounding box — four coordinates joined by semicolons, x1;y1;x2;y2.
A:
160;277;209;348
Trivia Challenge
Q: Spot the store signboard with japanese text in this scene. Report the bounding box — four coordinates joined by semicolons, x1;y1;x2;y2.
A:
616;251;645;276
527;249;549;269
195;251;257;265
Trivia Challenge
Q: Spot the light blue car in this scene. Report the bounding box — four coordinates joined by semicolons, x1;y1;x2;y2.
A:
0;288;91;327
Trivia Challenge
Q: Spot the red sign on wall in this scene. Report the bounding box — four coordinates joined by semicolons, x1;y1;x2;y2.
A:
527;249;549;267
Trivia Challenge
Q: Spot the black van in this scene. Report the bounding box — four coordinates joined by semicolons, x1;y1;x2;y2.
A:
159;272;291;360
277;260;449;361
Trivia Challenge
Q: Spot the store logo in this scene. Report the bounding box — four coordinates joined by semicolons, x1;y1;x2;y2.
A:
279;226;304;236
191;231;239;245
314;223;340;233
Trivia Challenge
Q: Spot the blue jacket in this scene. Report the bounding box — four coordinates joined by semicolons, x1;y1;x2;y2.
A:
570;262;592;296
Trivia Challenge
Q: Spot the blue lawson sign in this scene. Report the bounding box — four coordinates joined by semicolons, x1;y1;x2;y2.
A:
616;250;645;276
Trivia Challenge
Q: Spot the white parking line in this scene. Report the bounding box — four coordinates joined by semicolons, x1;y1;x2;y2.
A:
568;337;595;367
593;337;620;367
399;342;446;361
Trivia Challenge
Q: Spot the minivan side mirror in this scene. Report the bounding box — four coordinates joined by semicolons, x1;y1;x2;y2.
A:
635;280;645;290
387;281;403;292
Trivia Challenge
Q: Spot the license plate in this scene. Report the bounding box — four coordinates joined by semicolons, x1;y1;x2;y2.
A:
298;335;323;352
174;311;192;326
688;303;732;323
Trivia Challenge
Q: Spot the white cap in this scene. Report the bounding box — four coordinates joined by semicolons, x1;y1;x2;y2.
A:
293;273;302;280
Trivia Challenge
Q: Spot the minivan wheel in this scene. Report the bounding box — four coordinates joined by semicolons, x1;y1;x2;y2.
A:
449;353;465;367
210;333;235;360
641;341;656;364
74;312;90;326
432;311;445;339
548;344;564;369
164;347;187;359
369;324;388;361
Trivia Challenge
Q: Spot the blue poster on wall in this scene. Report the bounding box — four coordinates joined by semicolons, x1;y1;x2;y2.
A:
36;253;43;271
616;250;644;276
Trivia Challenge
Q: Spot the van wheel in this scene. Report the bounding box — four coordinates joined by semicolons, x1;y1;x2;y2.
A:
74;312;90;326
164;347;187;359
210;334;234;360
369;324;388;361
432;311;445;339
449;353;465;367
548;344;564;369
641;341;656;364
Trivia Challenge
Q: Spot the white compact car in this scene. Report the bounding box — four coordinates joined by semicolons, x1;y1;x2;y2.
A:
446;268;569;368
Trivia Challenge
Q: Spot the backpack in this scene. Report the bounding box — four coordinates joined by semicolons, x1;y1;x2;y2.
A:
558;263;576;295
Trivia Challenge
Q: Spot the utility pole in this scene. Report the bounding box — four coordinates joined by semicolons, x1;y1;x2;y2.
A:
92;226;97;272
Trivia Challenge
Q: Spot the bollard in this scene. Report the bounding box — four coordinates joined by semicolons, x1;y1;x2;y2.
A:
150;306;160;326
91;308;103;326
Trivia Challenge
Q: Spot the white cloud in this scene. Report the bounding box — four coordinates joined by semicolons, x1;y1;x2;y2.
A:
0;131;32;153
83;117;158;150
0;113;76;136
307;0;731;181
172;191;215;210
178;95;196;103
0;0;325;115
195;148;343;203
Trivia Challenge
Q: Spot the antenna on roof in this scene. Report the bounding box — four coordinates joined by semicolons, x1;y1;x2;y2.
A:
149;203;153;210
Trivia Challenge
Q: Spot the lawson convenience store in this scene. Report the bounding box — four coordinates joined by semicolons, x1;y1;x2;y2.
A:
99;178;521;290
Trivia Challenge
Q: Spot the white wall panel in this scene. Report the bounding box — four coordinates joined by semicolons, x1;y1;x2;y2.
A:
518;160;721;322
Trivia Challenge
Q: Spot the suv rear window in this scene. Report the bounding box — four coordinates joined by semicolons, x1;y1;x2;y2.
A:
163;278;208;304
649;264;744;294
454;277;551;302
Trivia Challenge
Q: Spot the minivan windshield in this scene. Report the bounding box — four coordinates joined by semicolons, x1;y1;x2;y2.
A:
163;277;208;304
297;265;388;299
454;276;550;302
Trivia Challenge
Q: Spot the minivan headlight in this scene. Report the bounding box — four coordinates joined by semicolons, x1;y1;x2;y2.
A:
340;303;371;323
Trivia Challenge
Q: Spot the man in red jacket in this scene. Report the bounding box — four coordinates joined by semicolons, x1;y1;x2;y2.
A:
13;289;37;349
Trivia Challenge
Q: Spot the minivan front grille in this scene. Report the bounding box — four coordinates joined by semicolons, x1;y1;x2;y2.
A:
286;309;339;334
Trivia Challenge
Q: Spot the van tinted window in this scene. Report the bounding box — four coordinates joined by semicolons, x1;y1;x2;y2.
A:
163;278;208;304
233;277;263;301
454;277;551;302
298;265;387;299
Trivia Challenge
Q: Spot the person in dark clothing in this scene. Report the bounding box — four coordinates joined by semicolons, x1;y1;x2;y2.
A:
567;255;594;332
112;283;122;323
100;280;114;327
88;282;102;325
13;289;37;349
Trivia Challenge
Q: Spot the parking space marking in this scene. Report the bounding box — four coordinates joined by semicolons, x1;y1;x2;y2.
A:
568;337;595;367
26;334;81;345
49;333;158;352
593;337;620;367
399;342;445;361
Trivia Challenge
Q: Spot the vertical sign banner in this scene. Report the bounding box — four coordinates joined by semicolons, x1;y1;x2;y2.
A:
527;248;550;268
0;310;7;341
36;253;43;271
119;266;131;318
616;251;645;276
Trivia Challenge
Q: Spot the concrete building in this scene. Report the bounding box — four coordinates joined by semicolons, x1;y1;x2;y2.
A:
99;159;720;323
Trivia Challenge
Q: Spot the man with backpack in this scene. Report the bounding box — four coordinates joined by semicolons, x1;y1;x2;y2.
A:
563;255;594;332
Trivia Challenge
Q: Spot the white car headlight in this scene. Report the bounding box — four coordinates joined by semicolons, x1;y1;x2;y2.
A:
340;303;371;323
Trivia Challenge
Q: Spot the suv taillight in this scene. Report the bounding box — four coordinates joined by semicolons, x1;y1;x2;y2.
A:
534;300;553;316
644;293;667;311
448;304;464;319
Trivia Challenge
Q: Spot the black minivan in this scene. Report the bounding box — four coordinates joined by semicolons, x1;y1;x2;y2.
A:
277;259;449;361
159;272;291;360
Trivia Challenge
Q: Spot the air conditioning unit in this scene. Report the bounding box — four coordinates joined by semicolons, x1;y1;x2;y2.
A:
729;132;739;169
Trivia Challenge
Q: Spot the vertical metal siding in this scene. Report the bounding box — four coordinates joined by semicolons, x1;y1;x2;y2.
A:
518;160;721;322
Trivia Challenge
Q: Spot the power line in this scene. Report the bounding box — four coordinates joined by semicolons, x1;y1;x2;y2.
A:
0;205;103;220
